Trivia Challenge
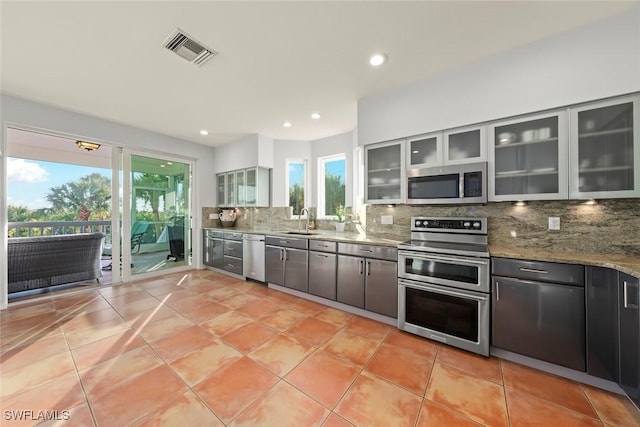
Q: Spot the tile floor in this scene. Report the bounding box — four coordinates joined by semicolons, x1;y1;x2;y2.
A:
1;270;639;427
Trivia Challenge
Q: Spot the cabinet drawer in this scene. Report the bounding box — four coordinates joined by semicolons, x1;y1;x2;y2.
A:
223;255;243;275
265;236;308;250
309;240;336;253
492;257;584;286
224;231;243;241
224;240;243;258
338;243;397;261
205;230;224;238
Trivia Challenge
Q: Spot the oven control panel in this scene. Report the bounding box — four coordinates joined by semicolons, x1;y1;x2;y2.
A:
412;217;487;233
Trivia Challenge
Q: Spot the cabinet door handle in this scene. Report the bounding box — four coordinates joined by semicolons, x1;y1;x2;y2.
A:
495;281;500;302
623;281;639;309
359;259;364;275
366;260;371;275
279;249;284;261
315;254;328;258
285;249;289;261
519;267;548;274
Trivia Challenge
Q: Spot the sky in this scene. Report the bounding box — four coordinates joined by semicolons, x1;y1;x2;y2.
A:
7;157;110;210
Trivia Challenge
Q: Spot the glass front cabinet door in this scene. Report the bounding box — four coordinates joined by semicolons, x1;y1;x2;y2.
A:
443;124;487;164
365;139;405;204
489;110;568;201
235;169;246;206
407;132;442;169
226;171;236;206
569;95;640;199
216;173;226;206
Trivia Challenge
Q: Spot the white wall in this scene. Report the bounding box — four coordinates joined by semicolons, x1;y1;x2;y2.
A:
213;134;259;172
272;139;311;207
358;7;640;145
0;94;216;309
310;131;355;209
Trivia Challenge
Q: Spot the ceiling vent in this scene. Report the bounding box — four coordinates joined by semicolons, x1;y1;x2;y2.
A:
163;28;217;66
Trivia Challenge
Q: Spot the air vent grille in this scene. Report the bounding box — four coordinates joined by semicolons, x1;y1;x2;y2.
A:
163;28;217;66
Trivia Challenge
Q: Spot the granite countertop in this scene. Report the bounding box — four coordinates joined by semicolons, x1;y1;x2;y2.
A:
490;245;640;279
203;227;639;277
202;226;404;248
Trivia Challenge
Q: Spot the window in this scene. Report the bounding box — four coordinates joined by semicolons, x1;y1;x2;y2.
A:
318;154;346;218
286;159;306;216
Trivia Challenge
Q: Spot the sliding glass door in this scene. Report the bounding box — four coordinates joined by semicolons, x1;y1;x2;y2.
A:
122;152;192;279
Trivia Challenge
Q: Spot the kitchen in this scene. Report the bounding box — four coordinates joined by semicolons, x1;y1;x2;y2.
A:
1;2;639;425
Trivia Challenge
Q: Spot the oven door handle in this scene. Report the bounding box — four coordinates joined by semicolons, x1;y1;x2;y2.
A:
399;279;489;302
399;251;489;266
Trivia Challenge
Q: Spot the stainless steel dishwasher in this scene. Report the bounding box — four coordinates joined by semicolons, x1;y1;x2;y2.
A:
243;234;265;282
491;258;586;371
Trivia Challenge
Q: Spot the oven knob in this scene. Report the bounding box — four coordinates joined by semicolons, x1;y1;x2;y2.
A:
415;220;422;227
463;222;471;228
473;222;481;228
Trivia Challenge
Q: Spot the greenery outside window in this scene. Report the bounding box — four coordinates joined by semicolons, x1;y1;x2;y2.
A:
286;159;306;216
318;154;346;218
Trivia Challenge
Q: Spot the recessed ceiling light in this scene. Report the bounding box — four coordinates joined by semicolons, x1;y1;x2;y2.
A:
369;53;387;67
200;129;209;136
283;122;292;128
310;113;321;120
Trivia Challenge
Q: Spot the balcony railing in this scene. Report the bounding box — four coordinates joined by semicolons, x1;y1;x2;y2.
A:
8;221;111;239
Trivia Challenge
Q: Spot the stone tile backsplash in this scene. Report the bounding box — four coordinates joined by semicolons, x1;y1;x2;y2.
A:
203;199;639;255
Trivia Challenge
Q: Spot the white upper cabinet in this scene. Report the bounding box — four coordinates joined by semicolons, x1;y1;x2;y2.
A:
443;124;487;164
216;173;226;206
489;110;569;201
407;132;442;169
365;139;405;204
569;95;640;199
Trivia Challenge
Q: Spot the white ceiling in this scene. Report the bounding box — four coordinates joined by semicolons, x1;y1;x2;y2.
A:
1;1;637;147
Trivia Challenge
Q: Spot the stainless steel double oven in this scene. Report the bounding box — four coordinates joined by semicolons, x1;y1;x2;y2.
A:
397;217;490;356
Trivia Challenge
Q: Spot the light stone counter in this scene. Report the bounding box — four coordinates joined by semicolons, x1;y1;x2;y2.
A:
490;245;640;279
202;227;404;248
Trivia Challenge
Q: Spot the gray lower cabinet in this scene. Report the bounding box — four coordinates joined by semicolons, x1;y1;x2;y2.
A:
586;267;619;381
365;258;398;318
336;243;398;317
619;272;640;406
492;258;586;372
265;236;309;292
337;255;365;309
265;245;285;285
222;232;243;275
203;230;224;269
309;251;337;300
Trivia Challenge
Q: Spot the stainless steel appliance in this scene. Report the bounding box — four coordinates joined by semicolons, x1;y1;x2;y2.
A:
398;217;490;356
243;234;265;282
406;162;487;205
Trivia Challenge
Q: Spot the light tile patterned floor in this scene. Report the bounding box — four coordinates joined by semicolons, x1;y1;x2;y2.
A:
1;270;639;426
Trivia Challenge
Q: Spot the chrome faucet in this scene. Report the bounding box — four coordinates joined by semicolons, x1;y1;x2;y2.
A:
298;208;310;232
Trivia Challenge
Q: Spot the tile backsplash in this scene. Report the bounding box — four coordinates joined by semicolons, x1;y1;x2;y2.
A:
366;199;640;255
203;199;640;255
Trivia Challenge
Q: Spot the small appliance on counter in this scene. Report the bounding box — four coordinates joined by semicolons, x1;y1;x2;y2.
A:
218;208;237;227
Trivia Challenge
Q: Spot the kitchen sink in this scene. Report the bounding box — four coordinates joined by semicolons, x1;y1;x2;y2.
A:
284;231;316;235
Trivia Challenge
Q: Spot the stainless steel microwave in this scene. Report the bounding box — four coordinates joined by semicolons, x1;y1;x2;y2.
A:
406;162;487;205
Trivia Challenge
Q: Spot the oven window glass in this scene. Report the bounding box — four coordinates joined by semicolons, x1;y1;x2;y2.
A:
408;174;459;199
404;257;478;284
406;287;478;342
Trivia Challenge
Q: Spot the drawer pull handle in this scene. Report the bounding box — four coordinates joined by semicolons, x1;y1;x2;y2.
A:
519;267;548;274
360;248;373;252
624;281;639;309
496;282;500;302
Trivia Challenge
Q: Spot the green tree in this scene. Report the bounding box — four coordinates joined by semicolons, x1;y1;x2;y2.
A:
133;173;169;238
324;173;345;216
289;183;305;216
7;205;31;222
46;173;111;220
